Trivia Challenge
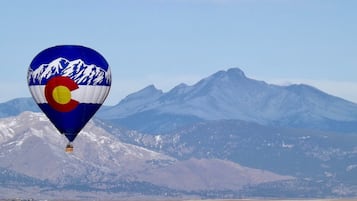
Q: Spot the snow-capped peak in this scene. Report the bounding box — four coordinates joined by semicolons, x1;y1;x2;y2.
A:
28;57;111;86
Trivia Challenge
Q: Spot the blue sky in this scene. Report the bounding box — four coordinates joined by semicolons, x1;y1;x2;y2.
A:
1;0;357;105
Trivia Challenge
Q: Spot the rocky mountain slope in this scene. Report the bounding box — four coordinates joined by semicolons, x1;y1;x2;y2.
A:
0;112;292;199
102;118;357;197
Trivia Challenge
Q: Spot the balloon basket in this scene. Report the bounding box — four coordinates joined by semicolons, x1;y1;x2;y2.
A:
65;143;74;153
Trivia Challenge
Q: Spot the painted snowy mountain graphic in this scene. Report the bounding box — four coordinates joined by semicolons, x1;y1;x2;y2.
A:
28;57;111;86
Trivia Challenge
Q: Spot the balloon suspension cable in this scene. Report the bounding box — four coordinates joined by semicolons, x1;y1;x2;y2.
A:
65;142;74;153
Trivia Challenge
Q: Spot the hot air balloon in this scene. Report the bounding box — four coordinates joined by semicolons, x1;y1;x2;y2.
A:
27;45;111;152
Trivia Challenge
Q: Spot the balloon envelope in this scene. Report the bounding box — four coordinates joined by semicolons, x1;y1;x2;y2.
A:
27;45;111;142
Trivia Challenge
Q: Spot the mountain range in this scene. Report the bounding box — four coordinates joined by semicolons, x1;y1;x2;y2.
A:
28;57;111;85
97;68;357;133
0;68;357;199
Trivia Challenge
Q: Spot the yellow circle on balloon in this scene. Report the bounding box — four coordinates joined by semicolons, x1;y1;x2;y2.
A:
52;86;71;104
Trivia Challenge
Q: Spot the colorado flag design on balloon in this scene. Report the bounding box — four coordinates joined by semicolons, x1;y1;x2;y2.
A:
27;45;111;142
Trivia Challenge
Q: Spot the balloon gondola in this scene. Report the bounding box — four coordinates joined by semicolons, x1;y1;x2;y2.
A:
65;143;74;153
27;45;111;152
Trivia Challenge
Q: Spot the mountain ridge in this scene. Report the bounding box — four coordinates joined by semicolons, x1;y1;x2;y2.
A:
4;67;357;133
96;68;357;133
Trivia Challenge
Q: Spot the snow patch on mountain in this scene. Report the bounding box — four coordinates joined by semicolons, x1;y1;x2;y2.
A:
0;112;175;181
